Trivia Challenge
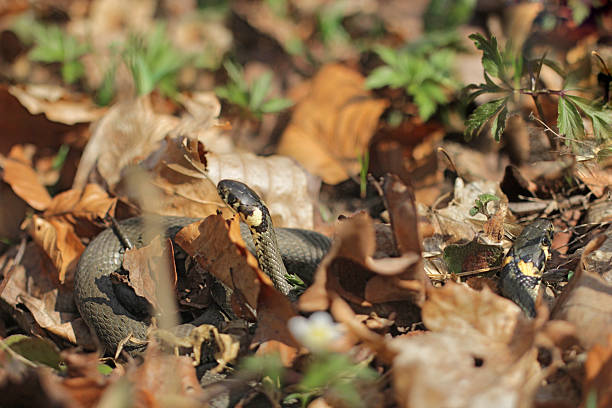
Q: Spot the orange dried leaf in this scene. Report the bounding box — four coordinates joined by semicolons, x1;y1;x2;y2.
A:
279;64;388;184
2;157;52;211
122;236;177;316
25;215;85;283
551;235;612;349
175;215;263;311
583;334;612;408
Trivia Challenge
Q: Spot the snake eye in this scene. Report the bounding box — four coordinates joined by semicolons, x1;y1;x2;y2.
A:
540;235;551;248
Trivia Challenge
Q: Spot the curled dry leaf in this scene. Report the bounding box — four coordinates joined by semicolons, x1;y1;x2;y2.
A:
175;215;263;312
389;331;540;408
8;85;107;125
175;215;299;365
122;236;177;318
430;177;508;243
300;212;424;331
1;154;52;211
74;96;180;189
278;64;388;184
24;184;116;283
390;282;545;408
574;156;612;198
0;243;95;348
54;351;118;408
174;137;318;228
252;284;299;367
25;215;85;284
583;334;612;408
127;343;203;407
551;234;612;349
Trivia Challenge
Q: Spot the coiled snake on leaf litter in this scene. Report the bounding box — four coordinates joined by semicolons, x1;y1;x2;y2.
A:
74;179;552;354
74;180;331;353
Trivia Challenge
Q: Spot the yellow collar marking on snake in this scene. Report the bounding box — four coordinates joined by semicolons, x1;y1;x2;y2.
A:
244;207;264;228
517;259;540;277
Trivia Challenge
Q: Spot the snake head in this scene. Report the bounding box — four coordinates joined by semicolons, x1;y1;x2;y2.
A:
217;179;270;233
512;219;554;276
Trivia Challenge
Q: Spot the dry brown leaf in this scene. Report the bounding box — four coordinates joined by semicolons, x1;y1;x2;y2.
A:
163;137;319;228
1;155;52;211
175;215;263;311
430;178;508;243
43;183;117;236
56;351;118;408
582;334;612;408
300;212;424;332
122;236;177;316
278;64;388;184
574;157;612;198
0;243;95;348
422;283;535;352
8;84;106;125
552;234;612;349
389;282;546;408
24;184;116;283
128;343;203;407
389;331;541;408
25;215;85;284
252;284;299;367
73;96;180;189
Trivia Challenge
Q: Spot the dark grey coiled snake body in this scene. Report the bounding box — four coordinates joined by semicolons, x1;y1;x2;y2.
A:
74;187;331;354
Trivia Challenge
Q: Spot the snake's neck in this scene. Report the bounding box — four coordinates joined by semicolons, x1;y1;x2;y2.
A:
251;225;293;296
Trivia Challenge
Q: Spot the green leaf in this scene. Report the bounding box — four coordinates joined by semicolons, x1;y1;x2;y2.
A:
260;98;294;113
224;61;247;92
98;363;114;375
373;45;399;66
469;33;504;79
464;97;508;140
490;103;508;141
1;335;62;370
424;0;476;31
365;66;397;89
96;64;117;106
413;88;437;121
565;95;612;141
61;60;85;83
249;72;272;111
557;96;585;141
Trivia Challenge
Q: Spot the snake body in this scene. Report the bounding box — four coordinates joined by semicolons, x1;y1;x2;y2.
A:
74;183;331;354
499;219;554;317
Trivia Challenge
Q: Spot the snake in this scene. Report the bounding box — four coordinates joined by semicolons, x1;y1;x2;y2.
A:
73;180;331;354
499;219;554;317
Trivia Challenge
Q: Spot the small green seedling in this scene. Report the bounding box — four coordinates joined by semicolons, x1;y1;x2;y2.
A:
469;193;500;218
215;61;294;119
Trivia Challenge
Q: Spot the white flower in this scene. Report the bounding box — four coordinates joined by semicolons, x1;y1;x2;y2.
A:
288;311;344;352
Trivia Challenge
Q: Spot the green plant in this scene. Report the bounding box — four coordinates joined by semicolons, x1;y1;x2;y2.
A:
469;193;500;217
285;353;378;408
365;32;463;120
358;149;370;199
122;24;188;96
13;17;89;84
215;61;294;118
464;34;612;144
